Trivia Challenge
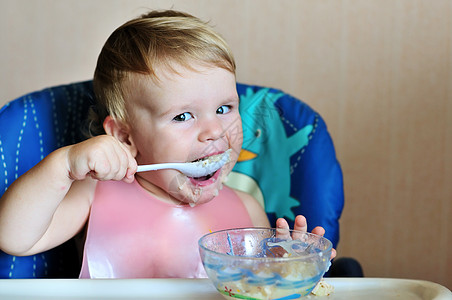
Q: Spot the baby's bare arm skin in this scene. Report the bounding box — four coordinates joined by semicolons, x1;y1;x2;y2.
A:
0;147;91;256
0;135;137;256
235;189;270;227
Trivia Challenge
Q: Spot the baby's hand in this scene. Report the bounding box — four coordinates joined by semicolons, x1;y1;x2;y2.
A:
66;135;137;183
276;215;337;259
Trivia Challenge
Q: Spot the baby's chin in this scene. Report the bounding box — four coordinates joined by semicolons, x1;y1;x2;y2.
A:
166;165;232;207
169;181;224;207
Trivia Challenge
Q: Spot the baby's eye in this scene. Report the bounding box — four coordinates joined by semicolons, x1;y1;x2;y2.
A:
216;105;231;115
173;112;193;122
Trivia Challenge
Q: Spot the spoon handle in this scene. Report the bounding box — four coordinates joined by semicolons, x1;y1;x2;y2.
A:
136;163;184;173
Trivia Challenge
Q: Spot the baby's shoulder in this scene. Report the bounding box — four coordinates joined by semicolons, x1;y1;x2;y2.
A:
228;187;269;227
227;187;259;206
230;187;254;202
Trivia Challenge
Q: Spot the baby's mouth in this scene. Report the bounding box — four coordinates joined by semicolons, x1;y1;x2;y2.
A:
192;172;215;181
188;156;223;184
190;157;217;181
186;149;231;184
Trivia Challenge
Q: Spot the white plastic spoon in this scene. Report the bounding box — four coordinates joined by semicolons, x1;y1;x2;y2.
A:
136;149;232;178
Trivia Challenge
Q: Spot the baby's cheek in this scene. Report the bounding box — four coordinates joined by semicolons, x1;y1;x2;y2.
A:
226;117;243;150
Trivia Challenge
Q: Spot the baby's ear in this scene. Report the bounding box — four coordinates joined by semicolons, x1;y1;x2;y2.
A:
103;116;138;157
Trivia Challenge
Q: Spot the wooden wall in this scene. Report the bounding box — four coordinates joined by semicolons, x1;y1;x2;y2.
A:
1;0;451;289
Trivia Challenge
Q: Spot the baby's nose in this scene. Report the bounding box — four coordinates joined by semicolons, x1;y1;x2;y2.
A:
198;118;225;142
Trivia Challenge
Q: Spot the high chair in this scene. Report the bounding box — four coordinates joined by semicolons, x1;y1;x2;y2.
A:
0;81;351;278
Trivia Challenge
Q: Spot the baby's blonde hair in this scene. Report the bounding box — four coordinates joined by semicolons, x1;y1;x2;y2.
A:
89;10;236;135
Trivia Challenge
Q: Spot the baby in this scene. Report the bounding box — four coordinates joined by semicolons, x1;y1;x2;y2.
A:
0;10;331;278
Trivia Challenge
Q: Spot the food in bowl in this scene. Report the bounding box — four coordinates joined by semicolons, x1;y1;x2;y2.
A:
198;227;332;299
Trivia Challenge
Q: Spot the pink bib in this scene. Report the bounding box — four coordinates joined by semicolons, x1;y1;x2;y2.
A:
79;179;253;278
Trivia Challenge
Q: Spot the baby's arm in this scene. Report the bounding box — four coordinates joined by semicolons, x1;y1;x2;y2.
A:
0;135;137;256
235;189;270;227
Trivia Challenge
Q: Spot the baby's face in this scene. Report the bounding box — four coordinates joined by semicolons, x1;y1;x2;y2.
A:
124;64;242;206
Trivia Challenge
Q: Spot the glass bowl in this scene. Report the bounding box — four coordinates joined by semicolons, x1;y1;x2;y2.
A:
198;227;332;300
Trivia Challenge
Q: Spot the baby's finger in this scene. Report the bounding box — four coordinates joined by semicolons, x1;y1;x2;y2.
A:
331;248;337;260
293;215;308;231
311;226;325;237
116;140;137;183
89;150;119;180
91;141;127;181
112;148;132;181
292;215;308;240
275;218;291;240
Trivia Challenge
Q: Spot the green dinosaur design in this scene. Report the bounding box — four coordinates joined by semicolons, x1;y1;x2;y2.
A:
228;87;313;220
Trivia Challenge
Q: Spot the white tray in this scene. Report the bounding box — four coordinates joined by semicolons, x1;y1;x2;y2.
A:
0;278;450;299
